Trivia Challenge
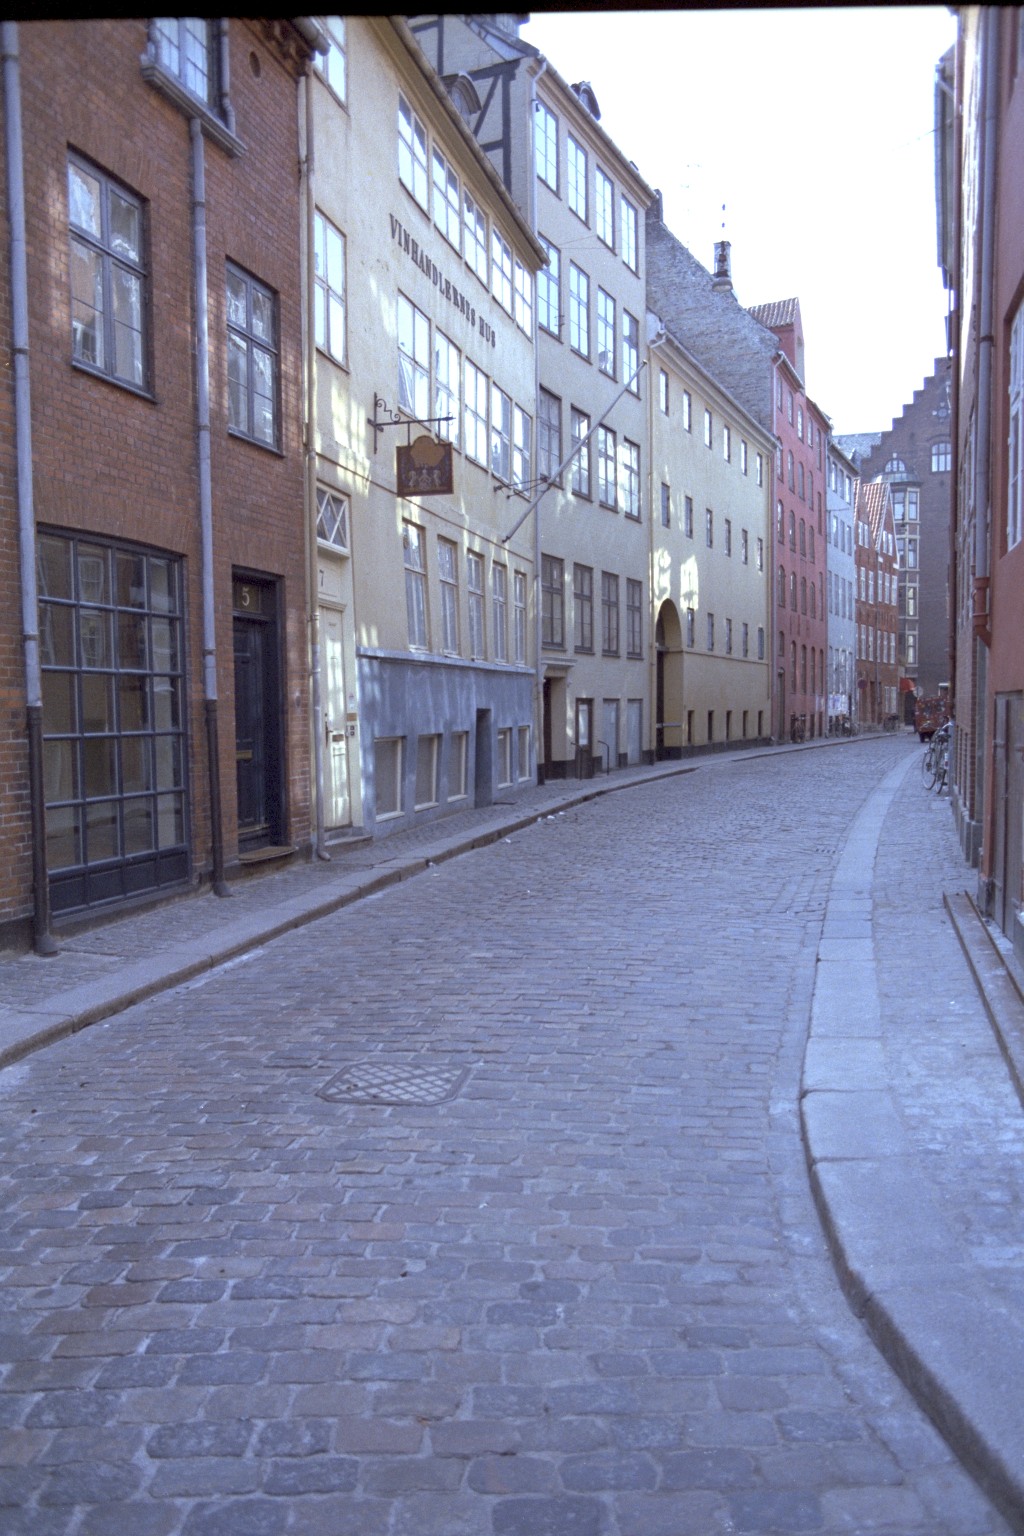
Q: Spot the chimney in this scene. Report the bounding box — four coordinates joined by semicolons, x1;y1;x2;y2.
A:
712;240;732;292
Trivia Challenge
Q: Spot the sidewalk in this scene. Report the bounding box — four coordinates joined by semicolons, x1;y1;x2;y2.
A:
3;731;1024;1530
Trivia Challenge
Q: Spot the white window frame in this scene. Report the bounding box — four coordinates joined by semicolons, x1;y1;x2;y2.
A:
538;238;560;336
621;195;638;271
491;227;513;313
464;359;488;465
433;330;460;446
467;550;486;659
535;101;558;190
567;134;587;221
432;147;461;249
403;522;428;649
569;262;589;357
438;538;460;654
492;563;508;662
313;208;346;366
463;189;488;286
595;166;614;247
398;94;428;208
397;293;430;419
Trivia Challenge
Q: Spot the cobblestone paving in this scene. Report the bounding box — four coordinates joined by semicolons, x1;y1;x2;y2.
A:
0;738;1012;1534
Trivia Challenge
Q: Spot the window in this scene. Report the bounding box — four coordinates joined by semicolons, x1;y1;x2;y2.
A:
567;135;587;220
574;563;594;651
492;564;508;661
778;566;786;608
931;440;951;473
517;725;531;781
597;427;616;508
596;167;614;246
463;190;488;285
316;487;349;552
541;555;565;648
434;331;460;446
797;405;804;440
684;496;694;538
398;95;428;207
450;731;468;799
756;452;764;486
415;734;440;808
152;17;216;106
431;148;461;248
569;263;589;356
742;621;749;658
313;210;346;365
535;101;558;189
661;483;671;528
704;409;713;449
620;440;640;519
597;289;616;376
724;518;732;556
538;239;560;336
464;359;488;464
1011;303;1024;547
226;264;277;447
706;611;715;651
491;228;513;313
621;196;638;271
571;408;591;497
682;391;692;432
438;539;459;653
403;522;427;648
756;537;764;571
513;406;532;490
725;617;733;655
538;388;561;483
375;738;403;818
626;578;643;658
514;260;533;337
723;424;732;462
37;532;186;891
787;450;795;490
623;311;640;392
686;607;695;647
68;156;147;390
741;528;748;564
513;570;528;663
787;390;794;425
659;369;669;414
740;440;748;475
798;462;805;499
601;572;620;655
467;551;485;659
315;16;346;102
397;294;430;419
490;384;512;481
705;507;714;548
497;728;513;788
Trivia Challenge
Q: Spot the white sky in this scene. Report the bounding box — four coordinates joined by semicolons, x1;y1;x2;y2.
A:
520;7;957;435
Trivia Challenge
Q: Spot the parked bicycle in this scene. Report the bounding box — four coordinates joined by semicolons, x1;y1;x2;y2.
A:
921;720;951;792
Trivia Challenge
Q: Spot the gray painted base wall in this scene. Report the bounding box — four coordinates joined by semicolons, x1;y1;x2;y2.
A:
358;651;535;835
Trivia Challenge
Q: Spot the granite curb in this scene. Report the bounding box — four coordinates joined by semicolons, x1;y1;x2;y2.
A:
802;753;1024;1534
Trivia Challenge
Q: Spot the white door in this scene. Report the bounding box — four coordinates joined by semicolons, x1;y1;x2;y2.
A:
626;699;642;765
320;606;350;828
601;699;620;771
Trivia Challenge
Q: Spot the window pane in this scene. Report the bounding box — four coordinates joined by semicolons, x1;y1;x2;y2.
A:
108;189;141;261
68;162;101;236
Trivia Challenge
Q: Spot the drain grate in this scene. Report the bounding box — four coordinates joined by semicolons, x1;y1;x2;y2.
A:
318;1059;468;1107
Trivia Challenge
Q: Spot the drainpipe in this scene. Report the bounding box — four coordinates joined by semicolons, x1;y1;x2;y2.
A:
191;118;229;896
972;5;997;648
3;23;57;955
528;59;547;781
300;74;330;860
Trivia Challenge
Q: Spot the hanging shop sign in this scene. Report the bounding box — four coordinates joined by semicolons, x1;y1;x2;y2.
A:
397;434;453;498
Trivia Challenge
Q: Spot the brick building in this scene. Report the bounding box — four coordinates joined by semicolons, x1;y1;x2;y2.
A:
855;479;900;727
1;19;320;948
941;8;1024;960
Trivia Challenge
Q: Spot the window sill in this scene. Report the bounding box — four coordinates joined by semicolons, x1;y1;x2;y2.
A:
71;359;156;404
228;428;284;458
141;57;244;157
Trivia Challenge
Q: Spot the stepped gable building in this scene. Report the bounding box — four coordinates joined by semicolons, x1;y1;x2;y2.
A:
1;18;321;950
837;359;954;708
854;478;900;727
307;17;544;841
940;8;1024;960
749;298;830;741
410;14;656;776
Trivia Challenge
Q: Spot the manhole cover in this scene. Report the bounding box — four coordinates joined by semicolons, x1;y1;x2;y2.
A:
318;1060;468;1106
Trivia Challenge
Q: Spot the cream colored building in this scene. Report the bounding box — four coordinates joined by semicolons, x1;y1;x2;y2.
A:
648;316;774;752
305;17;544;839
409;16;655;777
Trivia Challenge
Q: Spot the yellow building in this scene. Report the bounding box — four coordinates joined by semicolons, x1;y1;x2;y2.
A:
305;18;544;839
648;316;774;752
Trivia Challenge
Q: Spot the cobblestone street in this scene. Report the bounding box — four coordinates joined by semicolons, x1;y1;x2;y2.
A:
0;737;1015;1535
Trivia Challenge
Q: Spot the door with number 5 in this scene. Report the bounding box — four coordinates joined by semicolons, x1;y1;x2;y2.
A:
320;605;350;828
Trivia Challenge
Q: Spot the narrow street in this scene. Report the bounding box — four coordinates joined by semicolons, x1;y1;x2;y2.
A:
0;738;1015;1535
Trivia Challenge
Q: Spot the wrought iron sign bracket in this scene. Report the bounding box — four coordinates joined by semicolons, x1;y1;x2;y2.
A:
370;394;452;454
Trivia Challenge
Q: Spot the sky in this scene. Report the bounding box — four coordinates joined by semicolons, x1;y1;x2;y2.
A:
520;7;957;436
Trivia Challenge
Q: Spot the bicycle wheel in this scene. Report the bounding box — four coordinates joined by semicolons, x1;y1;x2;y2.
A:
921;745;937;789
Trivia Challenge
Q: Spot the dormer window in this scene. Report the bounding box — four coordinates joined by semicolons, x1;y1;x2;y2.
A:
154;18;215;106
445;72;482;126
142;17;241;153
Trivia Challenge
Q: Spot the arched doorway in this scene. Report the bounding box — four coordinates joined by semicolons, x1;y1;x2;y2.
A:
655;601;684;759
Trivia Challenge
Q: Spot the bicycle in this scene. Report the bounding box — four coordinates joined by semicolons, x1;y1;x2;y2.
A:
921;722;951;791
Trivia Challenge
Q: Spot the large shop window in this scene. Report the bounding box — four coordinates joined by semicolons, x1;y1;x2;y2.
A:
38;531;188;914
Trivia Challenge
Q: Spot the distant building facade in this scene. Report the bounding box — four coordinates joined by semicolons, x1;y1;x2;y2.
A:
825;443;858;730
855;479;900;726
